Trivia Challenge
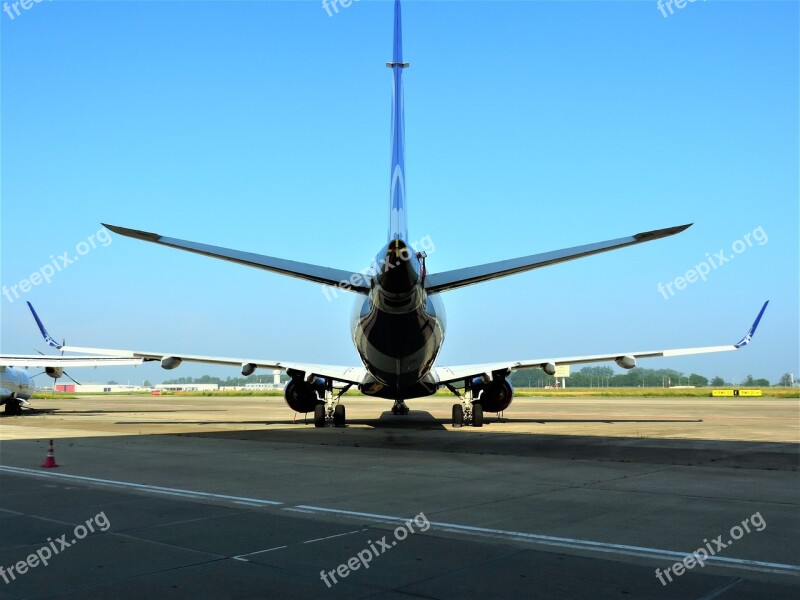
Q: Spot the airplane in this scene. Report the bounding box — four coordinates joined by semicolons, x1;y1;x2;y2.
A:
1;0;769;427
2;305;144;415
1;355;143;415
0;367;33;415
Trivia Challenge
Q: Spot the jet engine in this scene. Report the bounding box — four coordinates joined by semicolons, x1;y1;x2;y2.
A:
161;356;182;370
45;367;64;379
615;355;636;369
471;377;513;413
284;377;327;413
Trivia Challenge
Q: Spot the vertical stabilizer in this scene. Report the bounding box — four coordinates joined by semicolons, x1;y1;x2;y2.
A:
387;0;409;241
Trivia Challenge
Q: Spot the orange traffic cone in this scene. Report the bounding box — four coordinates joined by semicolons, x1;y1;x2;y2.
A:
42;439;59;468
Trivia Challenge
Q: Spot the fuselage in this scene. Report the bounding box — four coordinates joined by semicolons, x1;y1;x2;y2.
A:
0;366;33;403
350;239;446;400
351;1;446;401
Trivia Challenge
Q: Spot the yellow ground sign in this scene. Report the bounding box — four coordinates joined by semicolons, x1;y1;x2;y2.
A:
712;389;763;397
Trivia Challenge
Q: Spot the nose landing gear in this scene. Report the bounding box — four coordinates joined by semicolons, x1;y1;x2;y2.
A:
391;400;410;415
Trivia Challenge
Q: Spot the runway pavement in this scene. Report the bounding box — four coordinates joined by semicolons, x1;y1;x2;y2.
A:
0;394;798;599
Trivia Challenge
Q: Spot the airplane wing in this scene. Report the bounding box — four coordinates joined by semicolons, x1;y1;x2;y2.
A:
23;302;367;386
2;356;145;368
434;301;769;384
425;224;691;293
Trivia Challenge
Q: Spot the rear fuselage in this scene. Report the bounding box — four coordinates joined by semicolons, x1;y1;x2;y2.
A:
350;239;445;400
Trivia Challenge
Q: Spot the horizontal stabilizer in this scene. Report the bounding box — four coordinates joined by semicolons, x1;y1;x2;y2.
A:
425;224;691;293
103;224;371;293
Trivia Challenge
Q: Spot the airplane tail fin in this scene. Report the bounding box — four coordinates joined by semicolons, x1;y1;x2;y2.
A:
387;0;409;242
27;302;63;350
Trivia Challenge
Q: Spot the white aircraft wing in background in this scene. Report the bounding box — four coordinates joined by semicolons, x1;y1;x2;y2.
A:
434;301;769;384
20;302;367;386
12;300;767;392
1;356;145;368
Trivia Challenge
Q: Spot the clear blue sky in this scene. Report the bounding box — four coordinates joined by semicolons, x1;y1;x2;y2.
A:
2;0;798;386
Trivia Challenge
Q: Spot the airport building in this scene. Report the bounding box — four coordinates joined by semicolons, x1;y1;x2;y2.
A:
155;384;219;392
53;384;149;393
244;371;284;391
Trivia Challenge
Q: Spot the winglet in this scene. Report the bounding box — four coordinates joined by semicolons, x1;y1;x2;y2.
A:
734;300;769;348
26;302;63;350
102;223;161;243
633;223;692;242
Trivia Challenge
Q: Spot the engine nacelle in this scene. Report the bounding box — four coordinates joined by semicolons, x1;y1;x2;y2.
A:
471;377;514;413
541;362;556;376
45;367;64;379
615;355;636;369
284;377;326;413
241;363;256;377
161;356;182;370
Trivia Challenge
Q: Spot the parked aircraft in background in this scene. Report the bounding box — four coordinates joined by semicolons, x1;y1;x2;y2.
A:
0;367;33;415
0;353;141;415
2;302;143;415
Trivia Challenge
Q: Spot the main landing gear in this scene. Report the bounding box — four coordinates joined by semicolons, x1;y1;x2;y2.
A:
3;396;22;416
451;401;483;428
313;382;351;428
448;382;484;428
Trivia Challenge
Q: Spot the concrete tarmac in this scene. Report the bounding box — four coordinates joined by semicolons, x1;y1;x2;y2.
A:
0;394;798;599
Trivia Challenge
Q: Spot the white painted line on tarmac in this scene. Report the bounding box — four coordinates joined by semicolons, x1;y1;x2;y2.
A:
0;465;283;506
280;507;317;515
302;529;365;545
695;577;743;600
295;505;407;523
232;529;365;562
294;505;800;578
233;545;288;561
3;465;798;578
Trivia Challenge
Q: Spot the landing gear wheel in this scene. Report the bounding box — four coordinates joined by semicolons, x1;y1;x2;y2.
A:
472;403;484;428
333;404;346;428
313;404;326;428
452;403;464;427
3;398;21;416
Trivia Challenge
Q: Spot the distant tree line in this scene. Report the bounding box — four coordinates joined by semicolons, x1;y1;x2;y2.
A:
130;369;793;388
508;366;785;388
160;373;286;387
